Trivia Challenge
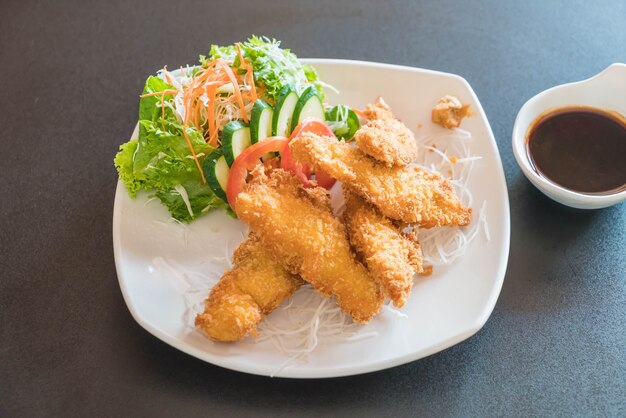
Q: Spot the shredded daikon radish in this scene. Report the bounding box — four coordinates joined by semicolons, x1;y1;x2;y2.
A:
255;286;373;376
173;184;194;218
317;80;340;95
415;128;488;265
382;303;409;319
153;243;382;376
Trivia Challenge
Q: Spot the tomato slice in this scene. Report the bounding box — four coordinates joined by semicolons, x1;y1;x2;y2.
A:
315;169;337;189
228;119;338;209
281;118;337;189
226;137;288;208
263;157;280;171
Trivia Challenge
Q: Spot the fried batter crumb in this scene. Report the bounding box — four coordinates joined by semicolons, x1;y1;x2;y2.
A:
419;265;434;276
363;97;394;120
432;95;471;129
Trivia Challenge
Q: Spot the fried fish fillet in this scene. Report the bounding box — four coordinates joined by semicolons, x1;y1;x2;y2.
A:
343;187;424;308
235;167;384;323
355;98;418;167
290;132;472;228
194;234;303;342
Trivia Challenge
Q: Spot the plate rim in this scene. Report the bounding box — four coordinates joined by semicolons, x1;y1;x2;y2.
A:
113;58;511;378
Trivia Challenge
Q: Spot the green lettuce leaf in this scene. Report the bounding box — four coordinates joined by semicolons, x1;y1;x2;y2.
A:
155;179;223;222
208;36;324;102
114;140;142;198
134;120;222;221
138;76;176;137
132;120;208;186
114;75;224;222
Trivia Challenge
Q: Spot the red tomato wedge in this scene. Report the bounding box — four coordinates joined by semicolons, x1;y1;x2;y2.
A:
227;118;338;209
315;169;337;189
226;137;288;208
281;118;337;189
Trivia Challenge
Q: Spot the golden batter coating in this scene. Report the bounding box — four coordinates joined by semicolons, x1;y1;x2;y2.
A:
194;234;303;342
235;168;384;323
355;98;418;167
290;132;472;228
343;188;424;308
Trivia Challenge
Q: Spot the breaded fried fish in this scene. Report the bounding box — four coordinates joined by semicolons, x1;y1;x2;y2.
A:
290;132;472;228
235;167;384;323
355;98;418;167
194;234;303;342
343;187;424;308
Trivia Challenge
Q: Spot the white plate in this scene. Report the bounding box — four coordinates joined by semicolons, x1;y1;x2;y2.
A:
113;59;510;378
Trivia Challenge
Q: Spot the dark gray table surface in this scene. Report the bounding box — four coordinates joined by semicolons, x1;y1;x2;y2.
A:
1;0;625;416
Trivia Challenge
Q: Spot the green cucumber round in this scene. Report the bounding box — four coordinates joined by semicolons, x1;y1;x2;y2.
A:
271;86;298;137
222;121;251;166
291;86;324;131
250;100;274;144
202;150;229;202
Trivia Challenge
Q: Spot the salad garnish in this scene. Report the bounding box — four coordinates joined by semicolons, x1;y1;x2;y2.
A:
114;37;360;222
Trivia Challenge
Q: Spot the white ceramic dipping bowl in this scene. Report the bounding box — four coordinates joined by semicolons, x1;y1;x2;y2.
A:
512;63;626;209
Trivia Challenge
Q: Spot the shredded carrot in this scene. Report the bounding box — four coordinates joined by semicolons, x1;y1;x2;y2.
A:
190;83;207;127
247;68;257;102
140;89;178;98
183;129;206;184
163;56;258;182
205;84;218;146
193;64;217;84
236;43;257;102
182;93;207;184
353;108;368;119
162;66;174;85
160;93;165;130
236;43;246;69
192;98;202;128
216;58;248;123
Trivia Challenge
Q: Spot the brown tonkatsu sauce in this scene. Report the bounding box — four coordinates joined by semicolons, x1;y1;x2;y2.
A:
526;106;626;194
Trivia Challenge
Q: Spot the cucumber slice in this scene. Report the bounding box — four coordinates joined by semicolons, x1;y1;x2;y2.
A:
291;86;325;131
272;86;298;137
202;150;229;202
216;82;235;95
222;121;251;166
250;100;274;144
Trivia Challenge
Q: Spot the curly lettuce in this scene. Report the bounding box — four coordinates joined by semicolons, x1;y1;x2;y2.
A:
114;76;224;222
207;36;323;103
